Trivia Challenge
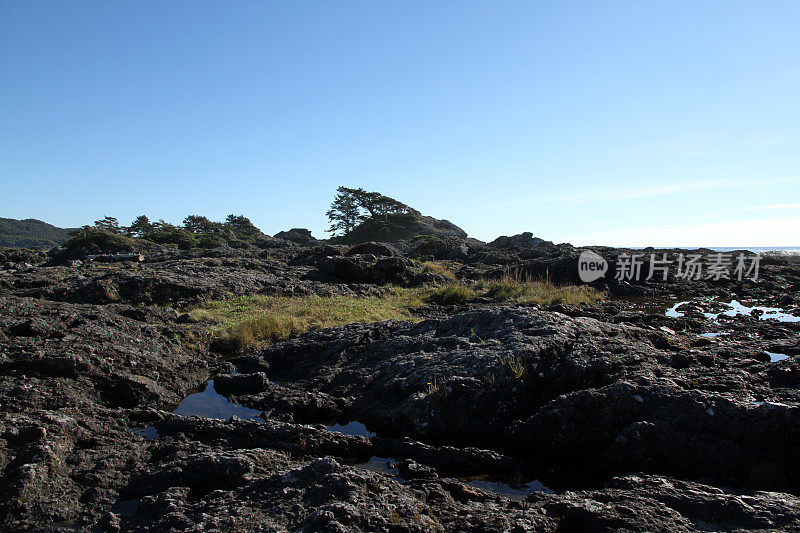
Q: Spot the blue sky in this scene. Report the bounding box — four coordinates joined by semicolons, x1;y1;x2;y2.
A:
1;1;799;246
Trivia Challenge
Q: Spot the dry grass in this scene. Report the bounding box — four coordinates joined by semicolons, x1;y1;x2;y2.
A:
420;261;457;280
425;283;475;304
188;274;602;354
481;274;602;305
426;274;602;306
188;290;424;353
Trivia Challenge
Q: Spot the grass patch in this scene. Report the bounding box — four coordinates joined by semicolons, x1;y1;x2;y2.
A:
420;261;457;280
188;290;424;353
188;275;602;354
425;275;602;306
425;284;475;305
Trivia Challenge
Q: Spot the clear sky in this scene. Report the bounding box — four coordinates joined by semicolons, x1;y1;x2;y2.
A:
2;1;799;246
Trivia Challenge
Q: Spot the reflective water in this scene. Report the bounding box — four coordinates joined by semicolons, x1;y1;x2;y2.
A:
111;499;139;517
325;421;375;437
665;300;799;322
130;426;159;440
766;351;790;363
173;379;263;420
464;477;553;499
665;301;687;318
716;301;800;322
353;456;400;475
350;457;553;500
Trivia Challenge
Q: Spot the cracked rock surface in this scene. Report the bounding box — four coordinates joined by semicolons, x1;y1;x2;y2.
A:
1;245;800;531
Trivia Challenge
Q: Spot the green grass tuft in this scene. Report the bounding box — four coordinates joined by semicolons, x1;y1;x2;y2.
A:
188;291;424;353
499;355;526;379
187;275;602;354
425;284;475;305
420;261;457;280
424;275;602;306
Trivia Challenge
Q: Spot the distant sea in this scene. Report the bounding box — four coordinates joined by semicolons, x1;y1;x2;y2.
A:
630;246;800;254
710;247;800;254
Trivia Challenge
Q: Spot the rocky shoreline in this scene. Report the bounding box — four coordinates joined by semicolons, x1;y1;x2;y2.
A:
1;234;800;531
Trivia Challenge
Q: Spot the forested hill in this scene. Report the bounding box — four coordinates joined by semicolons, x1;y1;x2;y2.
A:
0;218;73;249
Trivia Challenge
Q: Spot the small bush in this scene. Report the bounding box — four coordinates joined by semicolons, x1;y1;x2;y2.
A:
423;377;440;397
145;227;197;249
64;228;138;254
197;233;227;249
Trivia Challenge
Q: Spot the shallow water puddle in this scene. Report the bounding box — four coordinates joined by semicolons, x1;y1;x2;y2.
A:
665;301;688;318
130;426;160;440
130;378;262;439
111;499;139;517
353;456;400;475
717;301;800;322
173;379;263;420
325;421;375;438
350;457;553;500
464;477;553;499
766;351;790;363
665;300;799;322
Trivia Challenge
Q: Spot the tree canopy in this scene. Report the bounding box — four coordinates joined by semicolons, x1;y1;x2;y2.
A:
67;213;266;251
326;187;418;236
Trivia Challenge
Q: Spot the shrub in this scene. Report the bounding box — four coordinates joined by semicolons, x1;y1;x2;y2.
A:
63;227;138;255
197;233;227;249
145;226;197;249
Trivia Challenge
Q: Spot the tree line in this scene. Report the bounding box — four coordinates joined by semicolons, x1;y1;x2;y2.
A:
70;187;413;250
74;214;262;250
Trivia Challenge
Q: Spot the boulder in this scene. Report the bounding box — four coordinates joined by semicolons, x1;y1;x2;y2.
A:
345;242;399;257
274;228;318;245
489;232;553;250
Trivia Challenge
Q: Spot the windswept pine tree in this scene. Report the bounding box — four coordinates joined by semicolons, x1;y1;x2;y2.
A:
326;187;418;237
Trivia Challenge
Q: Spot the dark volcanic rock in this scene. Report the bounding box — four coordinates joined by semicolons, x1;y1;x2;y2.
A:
336;213;468;245
318;255;441;286
408;235;469;261
344;241;400;257
489;232;553;251
0;247;383;305
2;238;800;531
274;228;318;245
235;306;800;493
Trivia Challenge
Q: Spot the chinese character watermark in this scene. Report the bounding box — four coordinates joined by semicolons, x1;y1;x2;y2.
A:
577;251;761;282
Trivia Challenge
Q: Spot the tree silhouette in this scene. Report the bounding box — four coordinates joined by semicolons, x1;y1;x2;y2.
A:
326;189;365;236
126;215;153;238
93;216;121;234
326;187;417;236
183;215;216;234
224;214;261;237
